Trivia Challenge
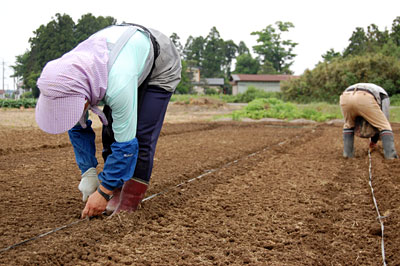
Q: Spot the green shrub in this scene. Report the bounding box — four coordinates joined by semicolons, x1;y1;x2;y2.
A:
170;89;281;104
232;98;342;122
204;87;219;95
21;91;34;99
0;98;37;108
233;87;282;103
170;94;194;103
390;106;400;122
281;53;400;103
390;94;400;106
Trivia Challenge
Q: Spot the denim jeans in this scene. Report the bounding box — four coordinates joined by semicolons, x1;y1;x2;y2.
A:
102;85;172;184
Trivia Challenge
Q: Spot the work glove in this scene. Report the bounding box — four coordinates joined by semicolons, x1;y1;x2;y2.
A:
369;141;377;151
78;167;100;202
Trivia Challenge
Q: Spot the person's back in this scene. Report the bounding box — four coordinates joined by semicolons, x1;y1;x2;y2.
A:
35;23;182;218
147;28;181;92
340;83;397;159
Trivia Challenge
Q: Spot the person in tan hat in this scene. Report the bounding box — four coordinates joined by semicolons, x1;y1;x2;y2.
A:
340;83;398;159
36;23;181;218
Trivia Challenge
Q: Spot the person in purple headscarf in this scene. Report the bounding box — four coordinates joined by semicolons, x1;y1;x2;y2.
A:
35;24;181;219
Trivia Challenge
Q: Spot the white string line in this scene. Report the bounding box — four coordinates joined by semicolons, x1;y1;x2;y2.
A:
143;137;294;202
368;149;387;266
0;219;86;254
0;127;312;254
0;138;292;254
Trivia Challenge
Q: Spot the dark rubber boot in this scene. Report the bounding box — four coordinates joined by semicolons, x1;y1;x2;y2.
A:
113;179;148;214
105;187;121;215
343;128;354;158
381;130;398;159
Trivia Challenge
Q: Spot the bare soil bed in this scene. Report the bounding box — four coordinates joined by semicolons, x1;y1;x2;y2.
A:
0;103;399;265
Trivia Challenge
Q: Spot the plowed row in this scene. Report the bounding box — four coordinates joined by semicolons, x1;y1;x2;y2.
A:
0;110;399;265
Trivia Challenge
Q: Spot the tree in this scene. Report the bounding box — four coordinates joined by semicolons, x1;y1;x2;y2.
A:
201;27;226;77
366;24;389;48
257;60;278;74
251;21;298;74
29;13;76;71
11;51;29;81
12;13;116;97
74;13;116;44
26;71;42;98
390;16;400;46
19;13;76;96
380;38;400;58
233;53;259;74
183;35;205;67
170;32;183;57
175;60;192;94
321;48;341;63
280;16;400;103
237;41;250;55
343;27;368;57
281;53;400;103
222;40;238;77
342;18;400;59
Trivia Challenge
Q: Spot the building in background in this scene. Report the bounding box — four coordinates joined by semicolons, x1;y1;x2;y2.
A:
192;78;225;94
188;66;201;84
13;81;26;99
0;81;26;99
187;66;225;94
230;74;298;95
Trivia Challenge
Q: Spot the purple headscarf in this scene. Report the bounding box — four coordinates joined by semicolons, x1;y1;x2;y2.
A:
36;35;109;134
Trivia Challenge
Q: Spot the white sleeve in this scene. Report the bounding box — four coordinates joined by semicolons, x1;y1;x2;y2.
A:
381;96;390;120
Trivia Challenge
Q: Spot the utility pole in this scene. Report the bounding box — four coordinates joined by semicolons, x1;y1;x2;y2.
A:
2;59;4;91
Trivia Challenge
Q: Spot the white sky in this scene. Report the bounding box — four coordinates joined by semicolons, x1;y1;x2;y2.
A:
1;0;400;90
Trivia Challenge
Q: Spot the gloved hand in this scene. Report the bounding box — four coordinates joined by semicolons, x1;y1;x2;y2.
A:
78;167;100;202
369;141;377;150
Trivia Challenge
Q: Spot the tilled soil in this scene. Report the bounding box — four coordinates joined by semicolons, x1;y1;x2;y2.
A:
0;109;399;265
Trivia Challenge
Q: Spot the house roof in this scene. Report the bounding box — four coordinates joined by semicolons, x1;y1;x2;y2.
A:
230;74;298;82
205;78;224;86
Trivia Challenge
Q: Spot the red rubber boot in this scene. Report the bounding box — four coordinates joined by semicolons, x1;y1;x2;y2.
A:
105;187;121;215
113;179;148;214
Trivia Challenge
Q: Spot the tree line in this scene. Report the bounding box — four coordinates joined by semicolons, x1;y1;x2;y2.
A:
11;13;298;97
13;13;400;103
282;16;400;103
12;13;116;97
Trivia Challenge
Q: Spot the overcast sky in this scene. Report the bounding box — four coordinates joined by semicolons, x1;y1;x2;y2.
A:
1;0;400;90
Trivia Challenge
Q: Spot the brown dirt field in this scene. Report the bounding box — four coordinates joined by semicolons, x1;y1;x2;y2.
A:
0;103;399;265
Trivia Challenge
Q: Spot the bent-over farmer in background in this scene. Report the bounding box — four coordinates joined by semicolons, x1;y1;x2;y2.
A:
35;23;181;218
339;83;398;159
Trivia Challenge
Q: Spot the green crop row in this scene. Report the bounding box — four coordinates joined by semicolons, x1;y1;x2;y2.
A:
232;98;342;122
0;98;37;108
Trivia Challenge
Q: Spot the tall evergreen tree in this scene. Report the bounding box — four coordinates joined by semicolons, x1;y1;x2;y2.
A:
201;27;225;77
237;41;250;55
183;35;205;67
222;39;238;77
